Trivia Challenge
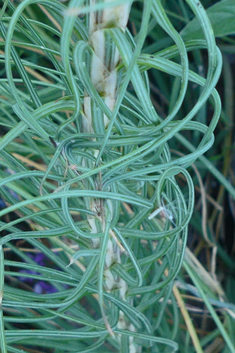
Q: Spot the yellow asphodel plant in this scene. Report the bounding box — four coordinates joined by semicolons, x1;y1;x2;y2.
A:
0;0;225;352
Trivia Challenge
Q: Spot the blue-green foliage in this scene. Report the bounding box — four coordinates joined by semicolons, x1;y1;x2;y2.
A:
0;0;230;352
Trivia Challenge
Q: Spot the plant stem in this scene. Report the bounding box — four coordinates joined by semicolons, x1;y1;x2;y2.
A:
82;1;140;352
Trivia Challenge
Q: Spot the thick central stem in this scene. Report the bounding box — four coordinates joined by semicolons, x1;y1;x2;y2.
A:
81;1;140;352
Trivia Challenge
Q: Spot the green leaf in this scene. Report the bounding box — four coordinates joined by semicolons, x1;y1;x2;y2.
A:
181;0;235;40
